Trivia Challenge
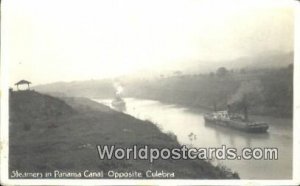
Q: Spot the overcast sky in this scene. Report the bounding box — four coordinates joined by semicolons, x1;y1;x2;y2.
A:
4;0;295;85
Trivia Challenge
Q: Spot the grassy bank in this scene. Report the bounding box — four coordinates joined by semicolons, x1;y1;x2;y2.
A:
9;90;238;179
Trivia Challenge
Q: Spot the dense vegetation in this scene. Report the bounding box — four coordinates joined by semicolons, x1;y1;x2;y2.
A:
124;65;293;117
35;64;293;117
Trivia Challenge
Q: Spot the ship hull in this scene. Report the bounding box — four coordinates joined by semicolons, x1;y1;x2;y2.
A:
204;115;269;133
111;100;126;112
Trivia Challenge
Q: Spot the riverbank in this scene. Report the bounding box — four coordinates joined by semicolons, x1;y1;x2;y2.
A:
9;91;239;179
96;97;292;179
123;65;293;118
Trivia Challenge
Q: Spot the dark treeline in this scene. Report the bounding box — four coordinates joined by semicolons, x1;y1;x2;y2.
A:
124;65;293;117
34;65;293;118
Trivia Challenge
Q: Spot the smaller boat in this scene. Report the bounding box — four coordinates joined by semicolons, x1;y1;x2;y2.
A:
204;110;269;133
111;94;126;112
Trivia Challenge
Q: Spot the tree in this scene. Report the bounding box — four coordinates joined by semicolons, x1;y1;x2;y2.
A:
173;71;182;76
216;67;228;78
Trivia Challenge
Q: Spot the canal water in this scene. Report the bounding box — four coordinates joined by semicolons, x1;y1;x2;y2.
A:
94;98;292;179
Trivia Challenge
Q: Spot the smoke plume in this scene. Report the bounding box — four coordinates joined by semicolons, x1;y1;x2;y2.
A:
113;82;124;96
227;80;263;105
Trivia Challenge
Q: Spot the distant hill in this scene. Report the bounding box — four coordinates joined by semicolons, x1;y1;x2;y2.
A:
180;51;294;74
34;79;115;98
229;51;293;70
33;51;293;100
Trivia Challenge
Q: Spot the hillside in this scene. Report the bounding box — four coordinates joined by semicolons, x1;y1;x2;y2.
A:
9;90;75;129
33;52;293;98
34;79;115;98
124;65;293;117
34;63;293;118
9;90;237;179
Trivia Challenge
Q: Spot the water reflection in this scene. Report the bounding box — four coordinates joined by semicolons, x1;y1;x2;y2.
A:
94;98;292;179
205;122;271;147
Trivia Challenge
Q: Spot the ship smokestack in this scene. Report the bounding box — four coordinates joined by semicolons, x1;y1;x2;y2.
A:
244;105;248;121
227;104;231;114
242;95;249;121
213;102;217;111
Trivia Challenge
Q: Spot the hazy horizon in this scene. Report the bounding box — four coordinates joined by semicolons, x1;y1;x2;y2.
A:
5;0;295;85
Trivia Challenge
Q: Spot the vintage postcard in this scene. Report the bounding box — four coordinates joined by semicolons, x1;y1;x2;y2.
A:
1;0;300;185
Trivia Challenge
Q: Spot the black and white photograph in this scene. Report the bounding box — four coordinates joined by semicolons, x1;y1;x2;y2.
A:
1;0;299;185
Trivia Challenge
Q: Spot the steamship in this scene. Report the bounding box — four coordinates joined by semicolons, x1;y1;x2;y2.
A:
111;94;126;112
204;108;269;133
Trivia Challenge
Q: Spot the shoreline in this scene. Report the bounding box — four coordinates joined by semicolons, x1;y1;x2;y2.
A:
92;96;293;126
